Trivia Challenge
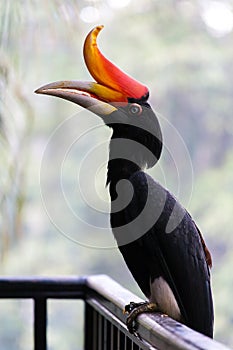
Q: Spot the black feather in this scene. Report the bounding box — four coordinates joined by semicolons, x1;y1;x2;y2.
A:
111;171;214;337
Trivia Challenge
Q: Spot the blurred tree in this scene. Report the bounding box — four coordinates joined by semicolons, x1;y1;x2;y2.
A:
0;9;34;260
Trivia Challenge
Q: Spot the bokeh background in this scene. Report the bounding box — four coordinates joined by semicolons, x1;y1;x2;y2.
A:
1;0;233;349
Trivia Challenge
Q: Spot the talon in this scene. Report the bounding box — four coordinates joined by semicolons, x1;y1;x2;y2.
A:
124;301;145;314
126;316;137;334
124;301;158;336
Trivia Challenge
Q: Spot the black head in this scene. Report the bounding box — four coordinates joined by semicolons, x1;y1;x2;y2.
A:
103;100;162;171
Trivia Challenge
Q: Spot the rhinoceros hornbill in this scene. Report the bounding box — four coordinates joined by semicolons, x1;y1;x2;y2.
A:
35;25;214;338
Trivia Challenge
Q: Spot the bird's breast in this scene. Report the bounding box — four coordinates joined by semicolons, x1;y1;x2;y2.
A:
150;276;182;321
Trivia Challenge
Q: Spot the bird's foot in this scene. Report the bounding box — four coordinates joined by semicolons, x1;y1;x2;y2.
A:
124;301;158;335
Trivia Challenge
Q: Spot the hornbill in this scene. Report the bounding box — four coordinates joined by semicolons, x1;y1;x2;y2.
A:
35;25;214;338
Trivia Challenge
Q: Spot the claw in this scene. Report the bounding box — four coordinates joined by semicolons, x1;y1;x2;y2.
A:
124;301;158;336
126;316;137;334
124;301;146;314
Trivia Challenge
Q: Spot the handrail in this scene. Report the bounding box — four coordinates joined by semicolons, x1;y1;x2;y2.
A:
0;274;231;350
86;275;231;350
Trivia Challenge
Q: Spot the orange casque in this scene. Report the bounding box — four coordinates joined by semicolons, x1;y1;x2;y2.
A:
83;25;149;103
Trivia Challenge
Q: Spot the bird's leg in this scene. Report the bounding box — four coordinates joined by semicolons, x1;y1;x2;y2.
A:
124;301;158;334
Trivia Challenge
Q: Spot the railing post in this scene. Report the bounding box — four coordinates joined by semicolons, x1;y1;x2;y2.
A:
34;297;47;350
84;302;95;350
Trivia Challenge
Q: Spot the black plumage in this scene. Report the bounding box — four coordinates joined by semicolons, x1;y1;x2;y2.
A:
106;103;214;338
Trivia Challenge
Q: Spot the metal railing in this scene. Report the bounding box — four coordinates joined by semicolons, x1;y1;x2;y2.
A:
0;274;231;350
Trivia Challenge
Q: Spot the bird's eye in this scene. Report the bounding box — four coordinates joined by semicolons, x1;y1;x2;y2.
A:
128;103;142;116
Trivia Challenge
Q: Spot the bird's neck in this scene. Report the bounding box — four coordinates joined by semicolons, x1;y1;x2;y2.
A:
106;133;144;200
107;158;140;201
107;158;140;184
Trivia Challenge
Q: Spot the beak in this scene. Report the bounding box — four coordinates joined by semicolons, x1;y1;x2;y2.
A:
35;25;149;116
35;80;118;116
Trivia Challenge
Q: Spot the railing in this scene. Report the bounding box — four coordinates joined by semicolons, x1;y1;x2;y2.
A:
0;274;231;350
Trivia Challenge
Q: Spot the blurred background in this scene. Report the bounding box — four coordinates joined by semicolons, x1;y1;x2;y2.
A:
1;0;233;349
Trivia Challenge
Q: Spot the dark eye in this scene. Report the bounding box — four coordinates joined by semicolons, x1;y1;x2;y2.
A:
128;103;142;116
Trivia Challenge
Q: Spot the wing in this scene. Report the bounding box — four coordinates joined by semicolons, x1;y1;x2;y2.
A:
114;171;214;338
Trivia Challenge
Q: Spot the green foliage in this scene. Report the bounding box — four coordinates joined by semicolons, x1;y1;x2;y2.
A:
1;0;233;348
